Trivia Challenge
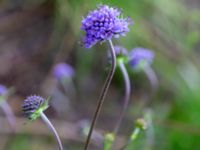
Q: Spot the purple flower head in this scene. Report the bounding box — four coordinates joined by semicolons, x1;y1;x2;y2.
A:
53;63;75;81
128;47;154;70
81;5;131;48
0;85;7;96
22;95;45;120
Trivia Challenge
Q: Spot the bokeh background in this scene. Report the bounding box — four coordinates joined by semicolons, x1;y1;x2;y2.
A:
0;0;200;149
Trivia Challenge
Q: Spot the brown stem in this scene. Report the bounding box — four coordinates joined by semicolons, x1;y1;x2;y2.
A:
83;40;116;150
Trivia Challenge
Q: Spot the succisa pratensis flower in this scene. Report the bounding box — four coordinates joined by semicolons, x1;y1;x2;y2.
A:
128;47;158;91
82;5;132;150
128;47;154;71
81;5;130;150
22;95;64;150
53;63;75;81
110;46;156;149
81;5;131;48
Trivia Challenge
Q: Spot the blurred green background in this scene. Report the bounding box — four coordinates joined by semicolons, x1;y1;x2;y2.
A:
0;0;200;149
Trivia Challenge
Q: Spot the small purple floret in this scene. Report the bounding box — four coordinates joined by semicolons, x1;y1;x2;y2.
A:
53;63;74;80
81;5;131;48
22;95;44;119
0;85;7;96
128;47;154;69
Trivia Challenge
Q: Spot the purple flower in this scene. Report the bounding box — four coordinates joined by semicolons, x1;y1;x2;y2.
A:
81;5;131;48
22;95;45;120
53;63;75;81
0;85;7;96
128;47;154;70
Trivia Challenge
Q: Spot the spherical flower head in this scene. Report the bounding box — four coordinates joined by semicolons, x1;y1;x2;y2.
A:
81;5;131;48
128;47;154;71
22;95;49;120
0;85;7;96
53;63;75;81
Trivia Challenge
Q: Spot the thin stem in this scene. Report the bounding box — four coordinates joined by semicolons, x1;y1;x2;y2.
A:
130;128;140;141
40;112;63;150
144;66;158;93
144;109;155;149
83;39;116;150
120;128;140;150
114;60;131;135
60;78;77;103
1;101;16;132
59;79;68;95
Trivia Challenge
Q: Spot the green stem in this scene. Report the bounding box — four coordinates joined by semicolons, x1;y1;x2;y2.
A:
121;128;140;150
83;39;116;150
130;128;140;141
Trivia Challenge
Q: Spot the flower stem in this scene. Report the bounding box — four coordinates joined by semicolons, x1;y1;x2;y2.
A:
130;127;140;141
40;112;63;150
144;109;155;149
143;66;158;93
83;39;116;150
120;128;141;150
110;60;131;150
1;101;16;133
114;60;131;135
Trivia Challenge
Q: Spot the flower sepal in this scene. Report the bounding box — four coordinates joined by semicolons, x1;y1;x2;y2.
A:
29;97;50;121
116;56;128;66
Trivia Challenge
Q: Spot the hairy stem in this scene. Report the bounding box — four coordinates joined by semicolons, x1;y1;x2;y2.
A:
40;112;63;150
83;39;116;150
